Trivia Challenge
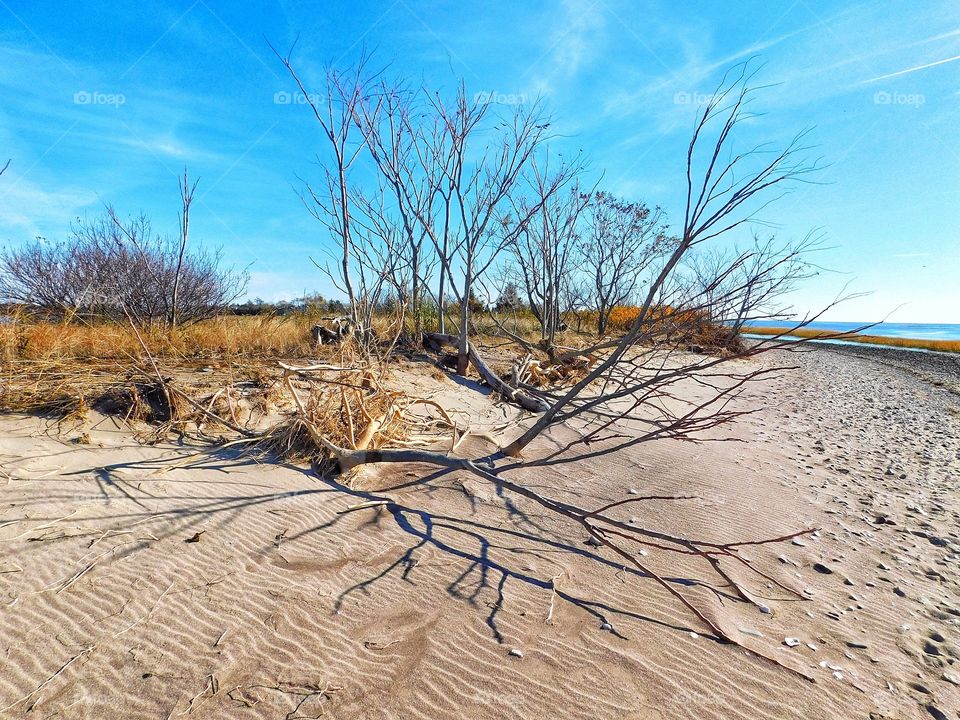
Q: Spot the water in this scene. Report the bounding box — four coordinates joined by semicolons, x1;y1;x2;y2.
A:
742;321;960;342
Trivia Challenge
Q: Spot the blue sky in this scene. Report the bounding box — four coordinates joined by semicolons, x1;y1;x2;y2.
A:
0;0;958;322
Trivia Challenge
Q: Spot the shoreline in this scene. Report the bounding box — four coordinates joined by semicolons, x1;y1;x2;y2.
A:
776;338;960;390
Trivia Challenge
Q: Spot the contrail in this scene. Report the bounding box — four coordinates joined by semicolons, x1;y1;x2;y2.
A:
866;53;960;82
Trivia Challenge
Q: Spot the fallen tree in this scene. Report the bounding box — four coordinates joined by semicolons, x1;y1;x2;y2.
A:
246;62;835;679
422;331;550;412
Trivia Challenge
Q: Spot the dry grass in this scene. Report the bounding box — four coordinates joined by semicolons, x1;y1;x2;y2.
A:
0;314;318;362
744;326;960;354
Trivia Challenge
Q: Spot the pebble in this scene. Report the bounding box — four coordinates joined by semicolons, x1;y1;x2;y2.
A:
894;587;907;597
792;539;807;547
600;622;613;631
508;648;523;658
942;672;959;686
812;562;833;574
846;641;868;649
758;605;772;614
784;637;800;647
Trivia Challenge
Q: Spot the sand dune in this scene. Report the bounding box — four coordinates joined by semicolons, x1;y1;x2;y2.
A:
1;346;958;718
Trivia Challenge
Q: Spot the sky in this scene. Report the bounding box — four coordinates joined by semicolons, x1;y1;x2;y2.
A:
0;0;958;323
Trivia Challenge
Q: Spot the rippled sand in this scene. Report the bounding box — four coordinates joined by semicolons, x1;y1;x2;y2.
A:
1;346;957;719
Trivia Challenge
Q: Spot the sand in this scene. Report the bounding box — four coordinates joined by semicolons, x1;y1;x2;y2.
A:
1;345;958;719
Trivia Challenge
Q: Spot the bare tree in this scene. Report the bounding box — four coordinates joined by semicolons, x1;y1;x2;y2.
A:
683;232;822;346
170;168;199;329
276;63;830;677
580;191;672;337
352;81;439;336
414;88;577;373
0;207;246;324
502;161;590;352
273;45;379;330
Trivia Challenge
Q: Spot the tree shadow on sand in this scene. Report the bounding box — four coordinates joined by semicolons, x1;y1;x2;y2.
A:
5;445;757;647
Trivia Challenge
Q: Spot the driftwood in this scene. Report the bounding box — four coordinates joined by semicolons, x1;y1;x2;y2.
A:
423;332;550;413
311;317;377;346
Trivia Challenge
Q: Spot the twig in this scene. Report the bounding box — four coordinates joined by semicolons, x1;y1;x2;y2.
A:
1;647;93;713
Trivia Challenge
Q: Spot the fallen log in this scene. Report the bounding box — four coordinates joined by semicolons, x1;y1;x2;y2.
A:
423;332;550;413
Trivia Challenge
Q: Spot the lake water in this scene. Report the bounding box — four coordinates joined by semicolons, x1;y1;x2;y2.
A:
743;321;960;342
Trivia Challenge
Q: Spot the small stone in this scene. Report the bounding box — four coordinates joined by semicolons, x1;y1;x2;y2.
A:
600;622;613;631
758;604;772;614
894;587;907;597
628;488;640;495
508;648;523;658
926;706;949;720
584;536;602;547
942;672;959;686
806;642;818;651
832;671;843;681
792;539;807;547
784;637;800;647
813;562;833;575
846;641;868;649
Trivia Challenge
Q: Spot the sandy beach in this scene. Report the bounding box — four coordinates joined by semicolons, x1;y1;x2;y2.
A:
1;343;958;719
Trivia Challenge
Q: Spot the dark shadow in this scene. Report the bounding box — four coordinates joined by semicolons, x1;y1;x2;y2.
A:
4;444;750;646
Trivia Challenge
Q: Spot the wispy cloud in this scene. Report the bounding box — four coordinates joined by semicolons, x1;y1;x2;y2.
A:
0;180;97;241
